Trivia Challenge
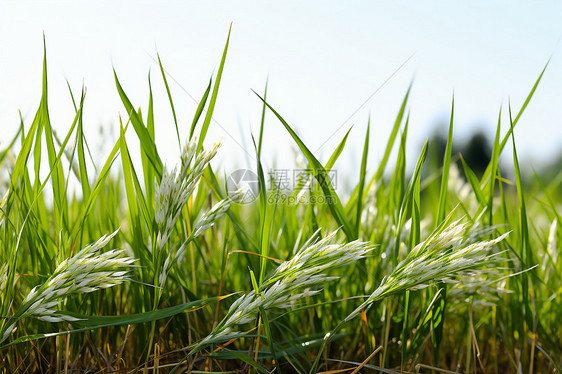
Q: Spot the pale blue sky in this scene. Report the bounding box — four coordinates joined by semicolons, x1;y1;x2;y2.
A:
1;1;561;182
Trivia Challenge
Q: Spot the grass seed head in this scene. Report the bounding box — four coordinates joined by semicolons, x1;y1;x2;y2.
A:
199;229;373;346
346;217;509;322
154;138;221;250
17;230;134;326
192;188;245;238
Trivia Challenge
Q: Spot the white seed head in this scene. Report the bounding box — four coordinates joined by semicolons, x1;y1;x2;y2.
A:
154;140;221;249
200;229;373;345
192;188;245;238
346;217;510;322
18;230;134;323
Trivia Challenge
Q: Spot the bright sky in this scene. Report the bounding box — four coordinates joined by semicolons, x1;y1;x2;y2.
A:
1;1;561;183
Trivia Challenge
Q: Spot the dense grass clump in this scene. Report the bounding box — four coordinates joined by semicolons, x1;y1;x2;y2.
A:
0;33;561;373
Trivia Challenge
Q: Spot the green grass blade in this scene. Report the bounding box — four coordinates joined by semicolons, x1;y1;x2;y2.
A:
291;127;351;201
119;125;151;230
157;54;181;147
259;306;281;373
374;84;411;181
72;125;125;239
257;79;268;159
325;127;352;172
479;62;548;185
114;69;163;178
143;73;156;216
346;88;410;217
436;96;454;225
119;125;141;239
255;92;354;240
498;63;548;153
1;296;229;348
198;24;231;152
389;117;409;225
0;126;22;165
252;135;274;285
394;138;427;264
354;122;369;237
225;349;269;374
459;155;487;206
486;108;502;225
76;92;91;203
430;97;454;364
401;137;427;222
509;106;535;346
190;78;212;140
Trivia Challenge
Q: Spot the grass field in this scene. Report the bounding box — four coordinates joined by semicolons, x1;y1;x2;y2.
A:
0;32;561;373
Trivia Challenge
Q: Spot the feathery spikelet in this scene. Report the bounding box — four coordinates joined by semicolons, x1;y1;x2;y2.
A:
447;271;512;309
0;230;134;343
152;139;223;292
22;230;134;319
198;229;373;346
345;216;509;322
154;138;221;250
155;172;242;293
192;188;245;238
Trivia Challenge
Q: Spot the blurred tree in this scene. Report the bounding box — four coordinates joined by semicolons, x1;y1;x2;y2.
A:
462;132;492;177
428;127;492;179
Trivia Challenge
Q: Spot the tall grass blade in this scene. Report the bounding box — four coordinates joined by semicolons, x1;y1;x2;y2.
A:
157;54;181;147
255;93;354;240
197;24;231;152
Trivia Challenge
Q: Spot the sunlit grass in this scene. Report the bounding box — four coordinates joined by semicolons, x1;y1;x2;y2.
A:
0;31;560;373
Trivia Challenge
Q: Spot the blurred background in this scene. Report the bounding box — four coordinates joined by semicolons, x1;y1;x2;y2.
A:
1;1;561;191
